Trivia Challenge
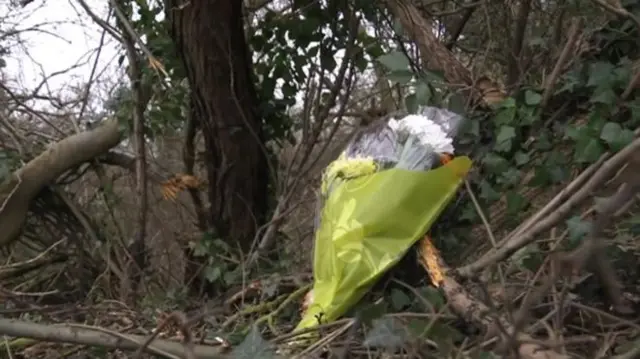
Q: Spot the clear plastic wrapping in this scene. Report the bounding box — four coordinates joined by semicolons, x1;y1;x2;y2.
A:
324;106;465;194
296;106;472;333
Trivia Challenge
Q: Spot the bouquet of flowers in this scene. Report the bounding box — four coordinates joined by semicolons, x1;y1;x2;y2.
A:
296;106;473;331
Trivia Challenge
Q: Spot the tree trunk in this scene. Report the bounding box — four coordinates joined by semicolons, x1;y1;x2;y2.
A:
167;1;268;263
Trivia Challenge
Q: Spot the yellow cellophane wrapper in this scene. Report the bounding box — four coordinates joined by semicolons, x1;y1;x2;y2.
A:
295;156;472;332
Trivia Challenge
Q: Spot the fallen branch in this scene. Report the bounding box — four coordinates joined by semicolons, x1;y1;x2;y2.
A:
562;154;640;313
457;135;640;278
0;318;227;359
0;119;123;247
418;238;570;359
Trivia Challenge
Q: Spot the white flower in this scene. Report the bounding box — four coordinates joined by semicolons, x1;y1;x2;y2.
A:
388;114;454;154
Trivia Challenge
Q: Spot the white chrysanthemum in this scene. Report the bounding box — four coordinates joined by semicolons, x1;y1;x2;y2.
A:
388;114;454;154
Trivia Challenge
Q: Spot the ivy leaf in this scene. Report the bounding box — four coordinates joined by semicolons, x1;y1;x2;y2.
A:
415;81;432;105
528;166;551;187
479;179;501;201
447;93;466;115
476;352;499;359
574;137;604;163
566;216;592;245
493;107;516;126
589;87;617;106
506;191;527;215
387;69;413;84
356;301;388;327
629;101;640;126
320;50;337;71
366;43;385;58
406;319;462;348
521;250;544;273
192;241;208;257
494;126;516;152
204;266;222;283
616;129;635;151
423;69;445;82
460;119;480;138
556;71;580;93
565;124;586;141
416;286;446;310
600;122;634;151
533;132;552;150
497;97;517;108
482;153;510;173
518;106;540;125
600;122;622;142
524;90;542;106
353;49;368;72
390;289;412;311
363;317;407;349
281;83;296;98
459;205;478;221
613;64;632;88
377;51;411;72
587;61;615;87
548;165;569;183
513;243;540;271
498;168;521;187
231;326;277;359
224;268;242;285
514;151;530;166
626;214;640;235
405;93;418;113
307;44;319;57
496;126;516;142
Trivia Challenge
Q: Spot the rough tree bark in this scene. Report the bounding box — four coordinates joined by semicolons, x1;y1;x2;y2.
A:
166;2;268;255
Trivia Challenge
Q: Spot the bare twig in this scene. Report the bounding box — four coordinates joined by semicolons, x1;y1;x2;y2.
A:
417;238;569;359
115;0;149;302
590;0;640;33
506;0;532;89
540;19;582;111
133;312;195;359
247;6;359;265
108;0;169;78
458;136;640;277
445;7;476;50
0;318;228;358
75;0;123;42
0;175;21;215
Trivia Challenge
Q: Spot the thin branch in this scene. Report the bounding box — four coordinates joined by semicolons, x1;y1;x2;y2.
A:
506;0;532;89
114;0;150;301
75;0;123;43
590;0;640;33
109;0;169;78
445;7;476;50
540;18;582;111
457;134;640;277
0;319;226;359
